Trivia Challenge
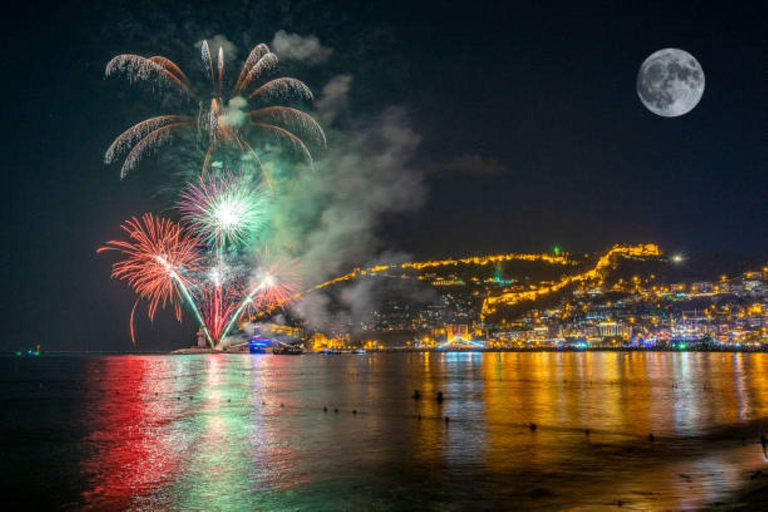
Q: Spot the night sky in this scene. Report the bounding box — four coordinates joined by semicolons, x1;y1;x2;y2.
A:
4;0;766;351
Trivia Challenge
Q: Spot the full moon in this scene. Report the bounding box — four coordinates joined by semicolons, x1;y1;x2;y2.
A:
637;48;705;117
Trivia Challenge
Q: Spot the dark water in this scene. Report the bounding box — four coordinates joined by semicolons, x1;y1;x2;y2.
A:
1;352;767;510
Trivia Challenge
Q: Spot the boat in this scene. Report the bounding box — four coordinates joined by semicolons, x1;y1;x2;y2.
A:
272;343;305;355
249;332;272;353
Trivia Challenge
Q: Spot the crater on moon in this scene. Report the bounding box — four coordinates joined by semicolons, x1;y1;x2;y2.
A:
637;48;704;117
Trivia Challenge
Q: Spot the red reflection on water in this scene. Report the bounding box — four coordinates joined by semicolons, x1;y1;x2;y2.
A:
79;357;182;509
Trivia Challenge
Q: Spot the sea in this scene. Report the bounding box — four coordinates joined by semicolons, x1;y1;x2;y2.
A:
1;352;766;510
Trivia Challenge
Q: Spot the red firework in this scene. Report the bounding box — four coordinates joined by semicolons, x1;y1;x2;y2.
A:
253;249;302;312
98;214;203;320
197;265;246;343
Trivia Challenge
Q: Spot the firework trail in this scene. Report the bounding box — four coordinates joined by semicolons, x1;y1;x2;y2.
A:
129;299;140;347
177;167;266;249
105;40;326;181
195;262;247;343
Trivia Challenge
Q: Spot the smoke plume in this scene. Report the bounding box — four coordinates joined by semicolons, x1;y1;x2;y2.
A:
271;30;333;64
268;77;427;330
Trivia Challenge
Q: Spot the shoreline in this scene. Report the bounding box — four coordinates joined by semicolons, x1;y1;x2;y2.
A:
5;347;768;356
173;346;765;355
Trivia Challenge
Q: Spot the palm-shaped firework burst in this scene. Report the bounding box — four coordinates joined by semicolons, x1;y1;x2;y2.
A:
104;40;326;182
178;168;266;248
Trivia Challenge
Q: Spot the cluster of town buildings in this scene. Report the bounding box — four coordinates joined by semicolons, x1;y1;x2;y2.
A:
488;268;768;349
316;265;768;351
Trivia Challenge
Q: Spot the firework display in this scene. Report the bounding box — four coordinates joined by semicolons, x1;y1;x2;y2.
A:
178;169;266;248
101;215;301;346
98;214;203;321
101;40;317;347
104;40;326;182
